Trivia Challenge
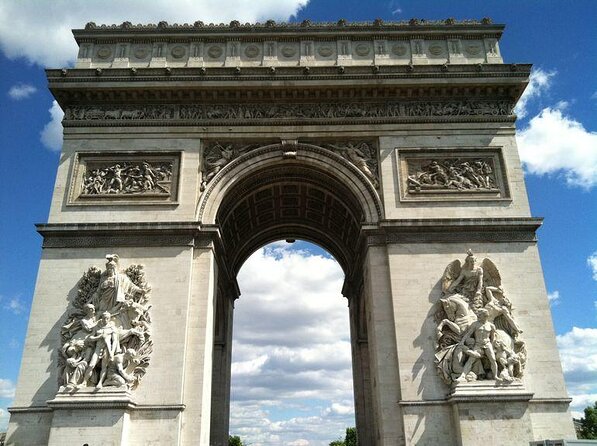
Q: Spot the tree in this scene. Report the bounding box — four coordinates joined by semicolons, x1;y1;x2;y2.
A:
579;401;597;439
344;427;358;446
229;435;245;446
329;427;358;446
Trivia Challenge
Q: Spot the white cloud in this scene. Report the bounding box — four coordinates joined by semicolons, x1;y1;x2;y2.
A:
4;297;26;315
0;379;16;398
557;327;597;416
7;83;37;100
0;0;309;67
0;407;9;431
40;100;64;151
514;68;555;119
230;243;355;446
588;252;597;281
517;105;597;189
547;290;560;305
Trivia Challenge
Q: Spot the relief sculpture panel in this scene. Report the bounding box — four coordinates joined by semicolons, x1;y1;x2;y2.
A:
435;250;526;385
69;152;180;204
398;148;510;201
59;255;152;391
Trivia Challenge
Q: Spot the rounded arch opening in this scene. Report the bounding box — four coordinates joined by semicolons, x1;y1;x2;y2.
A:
199;142;382;277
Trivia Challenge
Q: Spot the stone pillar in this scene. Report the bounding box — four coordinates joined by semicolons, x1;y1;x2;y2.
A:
180;244;219;445
210;285;235;446
348;289;375;446
362;245;404;445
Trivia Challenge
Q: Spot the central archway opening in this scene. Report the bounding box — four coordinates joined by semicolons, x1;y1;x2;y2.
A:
204;144;381;446
230;240;355;445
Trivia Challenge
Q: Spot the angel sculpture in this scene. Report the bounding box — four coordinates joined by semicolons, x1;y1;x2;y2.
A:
435;250;526;385
324;142;379;188
200;142;258;191
58;255;153;391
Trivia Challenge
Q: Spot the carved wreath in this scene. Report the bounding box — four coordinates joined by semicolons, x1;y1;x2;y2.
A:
58;254;152;391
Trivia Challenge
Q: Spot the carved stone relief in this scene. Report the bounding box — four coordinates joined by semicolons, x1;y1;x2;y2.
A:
63;100;514;126
398;149;510;201
59;254;152;391
70;153;180;204
200;141;379;191
435;250;526;385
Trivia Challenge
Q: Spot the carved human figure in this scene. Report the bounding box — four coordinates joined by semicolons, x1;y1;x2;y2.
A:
103;348;137;387
83;311;121;388
494;339;520;383
92;254;143;314
484;286;523;337
108;164;124;192
333;143;379;188
447;250;484;310
456;309;498;382
201;143;235;189
62;339;90;390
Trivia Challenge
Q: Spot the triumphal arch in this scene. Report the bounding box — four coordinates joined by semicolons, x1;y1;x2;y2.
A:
7;19;576;445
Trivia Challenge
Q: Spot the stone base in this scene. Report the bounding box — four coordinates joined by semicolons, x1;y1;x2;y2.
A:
47;386;136;409
448;380;534;402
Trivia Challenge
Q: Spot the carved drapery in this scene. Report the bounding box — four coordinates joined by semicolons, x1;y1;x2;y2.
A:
435;250;526;385
58;254;152;391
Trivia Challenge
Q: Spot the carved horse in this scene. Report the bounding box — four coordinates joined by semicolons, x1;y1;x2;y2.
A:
437;294;477;339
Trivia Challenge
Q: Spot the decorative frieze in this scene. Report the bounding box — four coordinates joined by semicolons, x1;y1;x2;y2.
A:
69;152;180;205
63;100;514;126
59;255;152;391
435;250;526;386
398;148;510;201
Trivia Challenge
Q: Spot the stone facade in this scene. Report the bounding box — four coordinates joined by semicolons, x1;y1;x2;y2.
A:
6;19;576;446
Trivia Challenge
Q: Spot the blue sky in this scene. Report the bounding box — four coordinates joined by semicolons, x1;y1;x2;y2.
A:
0;0;596;443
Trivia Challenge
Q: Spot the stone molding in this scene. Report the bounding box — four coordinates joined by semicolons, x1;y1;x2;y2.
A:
73;19;503;69
364;218;542;245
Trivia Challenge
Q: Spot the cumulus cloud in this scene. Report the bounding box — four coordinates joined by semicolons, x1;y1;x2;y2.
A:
0;379;16;398
0;407;9;431
547;290;560;305
517;105;597;189
0;0;309;67
588;252;597;281
40;100;64;151
7;83;37;100
557;327;597;416
230;243;355;446
514;68;555;119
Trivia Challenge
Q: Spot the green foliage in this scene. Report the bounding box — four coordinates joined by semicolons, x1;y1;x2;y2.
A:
579;401;597;439
344;427;358;446
229;435;244;446
329;427;358;446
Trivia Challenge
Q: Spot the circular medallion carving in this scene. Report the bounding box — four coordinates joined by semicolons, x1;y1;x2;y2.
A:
466;45;482;55
354;43;371;56
317;46;334;57
170;45;186;59
207;45;224;59
96;47;112;59
281;45;297;58
429;44;444;56
133;47;149;59
244;44;260;58
392;44;407;56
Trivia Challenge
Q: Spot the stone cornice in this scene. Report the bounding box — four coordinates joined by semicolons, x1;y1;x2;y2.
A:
74;18;503;41
363;217;543;245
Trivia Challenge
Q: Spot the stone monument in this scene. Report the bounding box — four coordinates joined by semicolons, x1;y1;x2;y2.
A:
6;19;576;445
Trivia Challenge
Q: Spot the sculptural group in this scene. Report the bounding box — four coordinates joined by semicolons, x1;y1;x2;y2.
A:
82;161;173;195
435;250;526;385
59;255;152;391
408;158;497;192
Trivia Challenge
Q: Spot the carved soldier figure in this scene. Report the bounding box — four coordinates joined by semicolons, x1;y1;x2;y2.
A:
92;254;143;314
447;250;484;309
456;309;498;382
84;311;121;389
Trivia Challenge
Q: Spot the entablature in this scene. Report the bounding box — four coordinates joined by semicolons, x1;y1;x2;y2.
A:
71;19;505;70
